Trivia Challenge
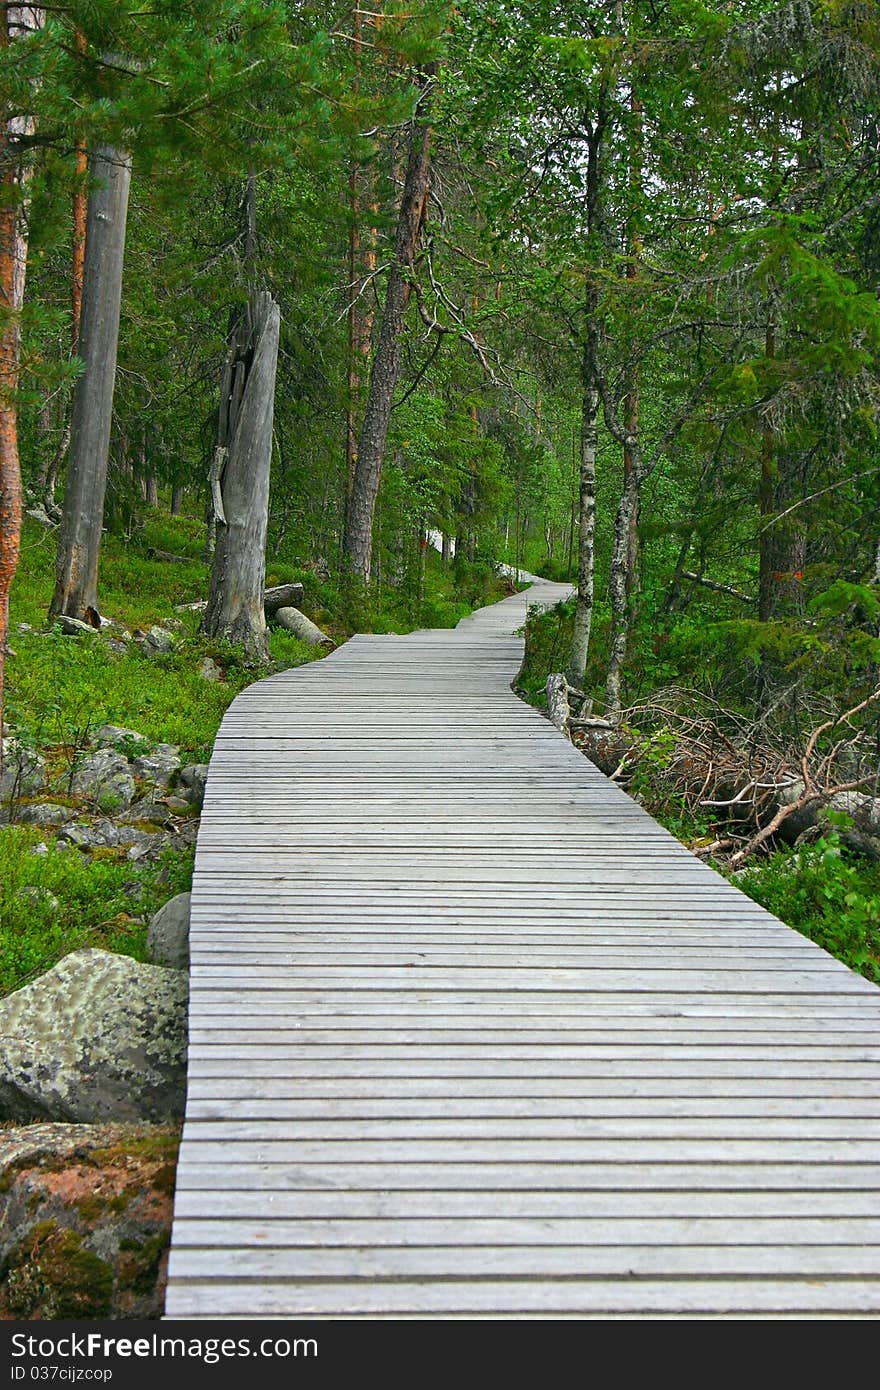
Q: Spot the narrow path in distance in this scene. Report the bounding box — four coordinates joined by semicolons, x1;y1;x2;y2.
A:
165;573;880;1319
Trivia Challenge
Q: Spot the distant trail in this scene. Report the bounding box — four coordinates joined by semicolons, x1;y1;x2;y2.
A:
165;575;880;1319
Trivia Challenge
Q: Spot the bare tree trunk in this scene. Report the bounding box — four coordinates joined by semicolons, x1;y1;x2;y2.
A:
171;482;184;515
0;6;46;763
567;319;599;688
202;290;280;661
343;67;434;582
604;467;640;720
441;532;451;567
49;147;132;625
145;471;159;508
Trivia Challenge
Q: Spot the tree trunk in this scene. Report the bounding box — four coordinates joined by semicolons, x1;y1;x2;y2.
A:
171;483;184;515
567;319;600;689
201;290;280;661
0;6;46;766
145;471;159;508
604;465;640;721
343;67;434;582
49;147;132;625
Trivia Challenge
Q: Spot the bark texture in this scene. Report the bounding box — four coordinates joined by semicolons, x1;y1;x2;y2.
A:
343;68;434;582
49;147;132;625
566;320;599;689
0;6;46;769
201;291;280;661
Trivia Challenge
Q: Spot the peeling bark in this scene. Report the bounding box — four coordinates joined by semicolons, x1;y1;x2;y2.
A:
201;291;280;661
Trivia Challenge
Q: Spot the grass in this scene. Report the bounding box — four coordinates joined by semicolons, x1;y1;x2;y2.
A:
0;827;194;995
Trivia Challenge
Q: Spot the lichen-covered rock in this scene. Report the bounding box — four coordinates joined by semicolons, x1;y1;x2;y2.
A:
197;655;222;682
179;763;208;807
70;749;136;813
144;626;174;655
133;744;180;789
0;949;188;1124
92;725;149;753
57;819;121;850
15;802;76;827
0;1122;179;1319
1;739;46;802
147;893;191;971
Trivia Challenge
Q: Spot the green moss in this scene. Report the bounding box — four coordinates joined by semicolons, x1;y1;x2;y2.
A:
2;1222;113;1319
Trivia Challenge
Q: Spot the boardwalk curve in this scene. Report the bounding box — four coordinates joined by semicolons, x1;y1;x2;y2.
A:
166;575;880;1319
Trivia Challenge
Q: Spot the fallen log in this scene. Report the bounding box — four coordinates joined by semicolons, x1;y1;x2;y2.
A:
263;583;304;615
273;606;334;648
147;547;192;564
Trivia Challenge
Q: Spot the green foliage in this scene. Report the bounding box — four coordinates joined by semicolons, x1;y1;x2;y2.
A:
734;832;880;984
0;829;194;996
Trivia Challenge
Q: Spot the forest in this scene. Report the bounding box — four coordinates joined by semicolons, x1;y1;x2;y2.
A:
1;0;880;1325
3;0;877;969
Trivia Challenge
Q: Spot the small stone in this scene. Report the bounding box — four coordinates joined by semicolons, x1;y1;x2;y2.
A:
133;745;180;790
16;885;60;913
17;622;34;634
163;796;191;814
57;615;100;637
31;842;49;855
147;892;191;970
25;505;54;527
91;725;148;752
145;626;174;654
198;656;222;682
57;821;120;851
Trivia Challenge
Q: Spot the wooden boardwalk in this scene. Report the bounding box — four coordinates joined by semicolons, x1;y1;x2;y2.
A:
165;576;880;1319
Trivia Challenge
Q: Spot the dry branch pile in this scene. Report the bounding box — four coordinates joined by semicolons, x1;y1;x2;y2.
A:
546;674;880;865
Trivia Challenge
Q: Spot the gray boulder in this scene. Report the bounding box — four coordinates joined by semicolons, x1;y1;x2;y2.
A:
0;949;188;1123
144;626;174;655
15;802;75;828
92;724;148;753
179;763;208;807
1;740;46;802
133;743;181;789
147;892;191;970
57;820;120;850
70;749;136;812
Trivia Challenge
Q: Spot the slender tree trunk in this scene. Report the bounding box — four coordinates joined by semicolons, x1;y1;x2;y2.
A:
604;464;640;720
0;6;46;761
343;66;435;582
202;291;280;661
145;471;159;508
441;531;450;567
171;482;184;515
49;147;132;624
567;316;600;688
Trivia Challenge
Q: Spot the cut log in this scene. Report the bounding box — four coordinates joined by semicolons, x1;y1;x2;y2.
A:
263;583;305;615
272;607;334;648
